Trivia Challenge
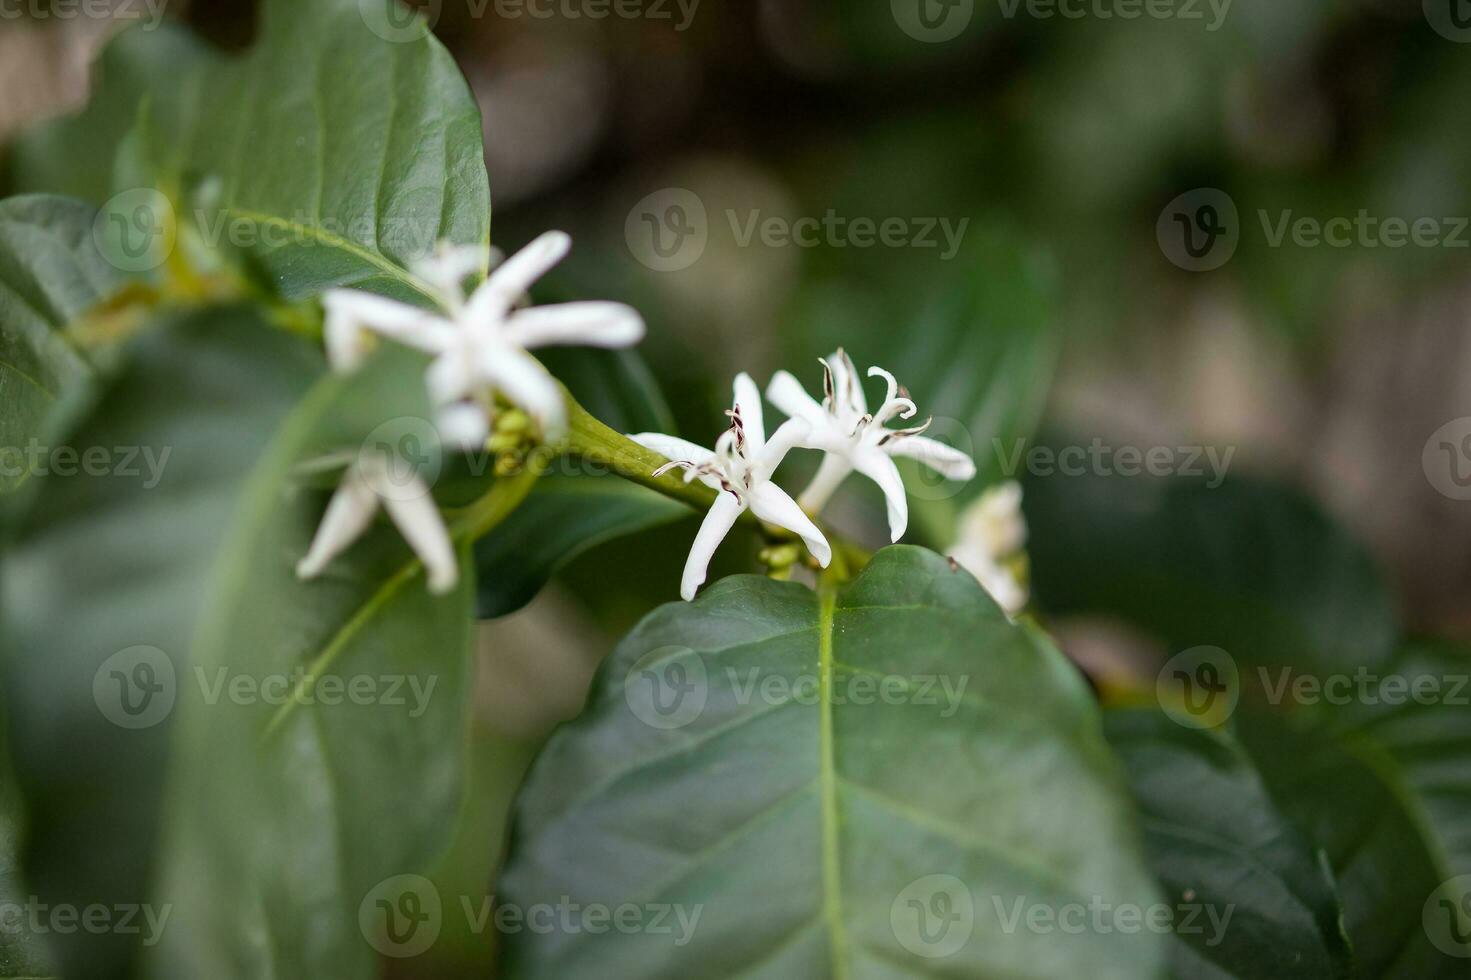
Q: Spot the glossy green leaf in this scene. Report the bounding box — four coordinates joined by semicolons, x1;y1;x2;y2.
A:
9;0;490;304
498;546;1164;977
1105;708;1354;979
1025;470;1398;674
1;307;318;978
0;195;117;493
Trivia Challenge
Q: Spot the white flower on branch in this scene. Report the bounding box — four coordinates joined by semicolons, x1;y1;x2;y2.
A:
631;374;832;601
949;481;1028;618
766;348;976;541
321;232;644;448
295;452;459;594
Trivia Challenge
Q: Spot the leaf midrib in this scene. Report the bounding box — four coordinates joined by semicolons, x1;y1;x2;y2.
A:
818;582;849;980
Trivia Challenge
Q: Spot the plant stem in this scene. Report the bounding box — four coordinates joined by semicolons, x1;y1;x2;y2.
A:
560;392;718;511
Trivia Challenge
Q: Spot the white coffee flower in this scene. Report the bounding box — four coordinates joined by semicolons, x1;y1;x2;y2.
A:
949;481;1028;618
631;374;832;601
766;348;976;541
295;452;458;595
321;232;644;448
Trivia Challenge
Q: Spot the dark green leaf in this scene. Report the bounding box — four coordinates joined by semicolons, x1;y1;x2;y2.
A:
1025;470;1398;674
0;195;118;493
499;546;1164;977
1105;708;1354;979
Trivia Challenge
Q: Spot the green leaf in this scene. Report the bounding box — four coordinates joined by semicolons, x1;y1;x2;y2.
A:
9;0;490;304
0;195;117;493
1104;708;1354;979
498;546;1164;977
1;306;319;978
1025;470;1398;674
0;712;54;978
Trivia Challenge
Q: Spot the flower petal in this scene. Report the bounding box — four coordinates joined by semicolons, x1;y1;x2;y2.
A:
629;433;716;468
295;466;380;580
377;478;459;595
680;492;745;600
503;302;645;350
436;402;491;451
749;482;831;568
426;347;477;408
765;369;827;426
467;230;572;322
322;290;454;351
884;434;976;481
732;372;765;454
797;452;853;515
410;244;491;305
485;348;567;441
826;348;867;416
756;418;810;474
852;447;908;542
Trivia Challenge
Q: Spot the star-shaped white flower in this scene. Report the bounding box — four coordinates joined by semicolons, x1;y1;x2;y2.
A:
321;231;644;449
949;481;1028;618
631;374;832;601
766;349;976;541
295;452;459;594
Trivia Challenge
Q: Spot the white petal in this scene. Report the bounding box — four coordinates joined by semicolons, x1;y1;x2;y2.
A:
680;492;745;600
826;349;867;416
885;435;976;482
323;290;454;352
765;370;827;427
379;480;459;595
485;348;567;441
295;467;381;580
756;418;811;474
467;230;571;322
852;447;908;542
629;433;716;468
410;244;490;302
426;348;477;408
749;482;831;568
436;402;491;451
731;372;765;454
323;311;372;373
798;452;854;515
502;302;645;350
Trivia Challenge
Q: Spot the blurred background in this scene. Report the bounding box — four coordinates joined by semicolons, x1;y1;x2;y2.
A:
3;0;1470;973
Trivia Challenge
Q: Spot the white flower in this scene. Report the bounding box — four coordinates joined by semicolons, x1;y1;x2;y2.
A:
321;232;645;448
631;374;832;601
949;481;1028;618
766;348;976;541
295;452;458;595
